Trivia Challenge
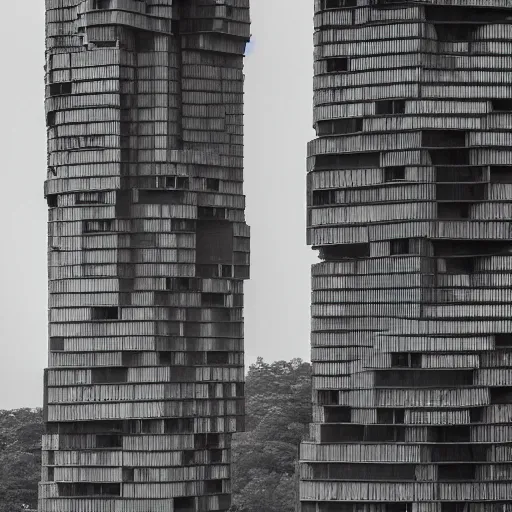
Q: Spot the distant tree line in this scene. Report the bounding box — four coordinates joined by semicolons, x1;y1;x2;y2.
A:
0;358;311;512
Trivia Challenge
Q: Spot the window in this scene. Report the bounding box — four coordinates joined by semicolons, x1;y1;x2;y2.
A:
390;239;410;255
49;337;64;351
47;194;58;208
375;100;406;115
49;82;72;96
490;166;512;184
201;293;225;307
313;189;337;206
206;178;220;191
47;111;56;127
174;497;195;512
325;57;349;73
422;130;466;148
164;418;194;434
391;353;421;368
205;480;223;495
182;451;195;466
319;243;370;261
432;425;470;443
226;6;234;16
492;99;512;111
122;468;135;482
96;434;122;449
198;207;226;220
324;406;351;423
165;176;189;189
91;307;119;321
210;449;223;463
83;220;113;233
377;408;404;424
490;387;512;404
437;202;470;219
495;334;512;347
171;219;195;232
58;483;120;497
317;118;363;136
318;390;339;405
166;277;197;291
206;352;230;365
323;0;357;7
444;257;475;274
470;407;483;423
315;152;380;170
438;464;475;481
93;0;111;9
91;368;127;384
93;41;117;48
384;166;405;181
221;264;233;278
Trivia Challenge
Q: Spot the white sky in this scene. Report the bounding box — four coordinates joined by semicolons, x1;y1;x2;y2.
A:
0;0;316;409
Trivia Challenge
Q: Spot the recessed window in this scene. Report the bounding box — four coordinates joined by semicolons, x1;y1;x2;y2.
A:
317;118;363;135
375;100;406;115
206;178;220;191
391;352;421;368
165;176;189;189
390;239;410;255
205;479;223;495
47;112;56;127
47;194;58;208
174;497;195;512
96;434;122;449
444;257;475;274
384;166;405;182
93;0;111;9
210;449;223;463
437;202;470;219
166;277;197;291
91;368;127;384
323;0;357;7
201;293;225;307
91;306;119;321
49;337;65;351
198;207;226;220
83;220;113;233
492;99;512;111
75;192;106;204
49;82;72;96
206;352;230;365
325;57;349;73
313;189;337;206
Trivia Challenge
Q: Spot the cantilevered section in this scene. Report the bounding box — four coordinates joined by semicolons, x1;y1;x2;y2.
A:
300;1;512;511
40;1;250;511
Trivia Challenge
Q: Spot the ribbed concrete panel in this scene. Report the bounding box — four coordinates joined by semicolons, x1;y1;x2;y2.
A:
39;1;249;511
300;1;512;511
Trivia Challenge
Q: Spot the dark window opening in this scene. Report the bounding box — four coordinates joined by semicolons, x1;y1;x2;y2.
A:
386;505;413;512
470;407;484;423
432;425;470;443
96;434;123;449
422;130;466;148
47;467;55;481
91;306;119;321
443;257;475;274
206;178;220;191
319;243;370;261
182;451;195;466
171;219;196;232
91;368;128;384
324;406;351;423
435;23;477;42
490;166;512;184
165;176;189;189
375;100;406;115
93;41;117;48
47;451;55;465
315;152;380;170
164;418;194;434
83;219;113;233
122;468;135;482
49;337;64;351
221;264;233;278
198;207;226;220
326;58;349;73
93;0;111;8
377;408;404;425
196;264;220;278
174;497;195;512
138;189;185;205
49;82;72;96
438;464;475;481
47;111;56;127
318;390;339;406
313;189;337;206
312;463;415;481
490;387;512;404
437;202;470;219
391;353;421;368
206;352;230;365
210;449;223;463
390;239;410;255
226;6;233;17
323;0;357;8
441;504;468;512
171;20;180;35
436;183;486;201
186;351;206;366
58;483;120;497
166;277;197;291
159;352;173;366
384;166;405;181
316;118;363;136
205;479;223;495
495;334;512;347
47;194;58;208
492;99;512;111
134;30;154;52
436;166;484;183
201;293;225;307
195;433;220;449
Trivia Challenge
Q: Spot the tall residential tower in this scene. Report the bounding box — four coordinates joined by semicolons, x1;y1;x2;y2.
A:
40;1;249;511
300;1;512;511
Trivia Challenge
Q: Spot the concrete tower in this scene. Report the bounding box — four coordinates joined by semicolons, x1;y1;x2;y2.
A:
40;1;250;511
300;1;512;511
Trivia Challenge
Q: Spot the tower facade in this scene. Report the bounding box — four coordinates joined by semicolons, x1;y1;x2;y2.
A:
300;1;512;511
40;1;249;512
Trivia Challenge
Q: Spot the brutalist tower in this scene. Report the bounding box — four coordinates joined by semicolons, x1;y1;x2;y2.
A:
40;1;249;511
300;1;512;511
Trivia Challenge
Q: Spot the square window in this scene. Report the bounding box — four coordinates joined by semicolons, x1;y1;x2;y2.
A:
326;57;349;73
390;239;410;255
384;166;405;181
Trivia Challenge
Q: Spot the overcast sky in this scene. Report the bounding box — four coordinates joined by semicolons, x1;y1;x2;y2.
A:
0;1;315;409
